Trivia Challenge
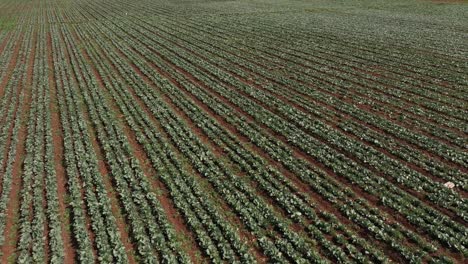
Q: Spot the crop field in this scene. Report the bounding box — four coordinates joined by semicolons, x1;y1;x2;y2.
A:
0;0;467;263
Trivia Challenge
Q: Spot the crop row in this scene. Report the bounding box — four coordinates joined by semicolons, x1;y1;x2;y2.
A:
83;5;464;258
64;1;466;262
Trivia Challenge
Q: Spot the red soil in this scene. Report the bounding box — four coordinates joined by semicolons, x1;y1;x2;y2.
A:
0;31;12;54
216;61;468;202
116;34;399;261
0;32;23;99
155;18;467;140
111;50;210;264
0;30;34;264
130;35;463;260
172;32;467;183
76;30;202;262
114;43;262;261
47;31;76;264
56;26;99;261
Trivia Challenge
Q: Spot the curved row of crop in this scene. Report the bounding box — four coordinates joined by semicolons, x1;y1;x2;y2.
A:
54;18;192;262
135;16;467;189
71;17;328;262
146;15;467;157
115;15;468;220
86;9;468;258
70;1;468;262
171;18;467;143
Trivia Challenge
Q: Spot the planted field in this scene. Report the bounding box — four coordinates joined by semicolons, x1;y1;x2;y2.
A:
0;0;467;263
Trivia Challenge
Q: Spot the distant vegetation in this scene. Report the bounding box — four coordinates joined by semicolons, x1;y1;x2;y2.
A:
0;18;15;31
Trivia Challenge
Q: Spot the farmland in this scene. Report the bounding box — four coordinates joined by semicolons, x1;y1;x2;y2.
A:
0;0;467;263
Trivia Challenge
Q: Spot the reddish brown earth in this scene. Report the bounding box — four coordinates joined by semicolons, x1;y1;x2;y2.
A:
80;44;171;264
169;28;466;155
47;31;76;264
1;1;467;263
213;60;468;203
123;33;465;260
111;49;231;263
72;25;207;263
153;17;467;131
0;32;11;53
160;37;466;201
0;92;26;264
0;29;34;264
0;32;23;99
110;37;267;261
179;82;409;261
0;85;23;185
56;26;99;261
113;31;405;261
